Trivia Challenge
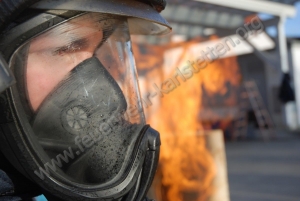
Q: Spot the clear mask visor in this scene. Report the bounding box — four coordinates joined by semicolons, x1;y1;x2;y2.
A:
10;13;146;187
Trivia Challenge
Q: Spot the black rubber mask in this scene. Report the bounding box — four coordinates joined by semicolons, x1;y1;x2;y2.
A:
33;57;140;184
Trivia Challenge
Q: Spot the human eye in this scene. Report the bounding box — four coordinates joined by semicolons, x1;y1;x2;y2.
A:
52;38;88;56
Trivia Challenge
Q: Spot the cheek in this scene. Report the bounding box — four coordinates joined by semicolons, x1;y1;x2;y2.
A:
90;31;103;48
27;51;93;111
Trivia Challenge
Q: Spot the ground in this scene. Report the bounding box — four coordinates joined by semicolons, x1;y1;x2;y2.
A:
226;132;300;201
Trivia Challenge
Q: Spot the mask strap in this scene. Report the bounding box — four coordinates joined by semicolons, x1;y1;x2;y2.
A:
0;53;15;93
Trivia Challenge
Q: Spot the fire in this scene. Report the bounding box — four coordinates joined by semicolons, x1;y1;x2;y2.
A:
132;35;241;201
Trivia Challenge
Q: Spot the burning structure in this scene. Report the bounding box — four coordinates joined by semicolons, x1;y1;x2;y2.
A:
132;35;241;201
131;1;299;200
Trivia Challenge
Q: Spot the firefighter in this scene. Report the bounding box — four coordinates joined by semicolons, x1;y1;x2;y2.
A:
0;0;171;200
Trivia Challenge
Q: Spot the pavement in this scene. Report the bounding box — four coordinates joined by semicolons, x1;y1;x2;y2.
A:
225;132;300;201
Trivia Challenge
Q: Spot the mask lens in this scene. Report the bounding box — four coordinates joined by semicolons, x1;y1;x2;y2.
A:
10;13;146;186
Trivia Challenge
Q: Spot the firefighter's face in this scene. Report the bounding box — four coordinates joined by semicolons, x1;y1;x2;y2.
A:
26;15;104;111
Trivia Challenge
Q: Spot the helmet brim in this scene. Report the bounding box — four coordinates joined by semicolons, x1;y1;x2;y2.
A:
31;0;172;35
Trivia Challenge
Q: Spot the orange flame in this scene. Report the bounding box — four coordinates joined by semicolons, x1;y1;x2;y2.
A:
133;35;241;201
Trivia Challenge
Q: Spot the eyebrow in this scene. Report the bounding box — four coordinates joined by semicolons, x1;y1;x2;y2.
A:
52;38;89;55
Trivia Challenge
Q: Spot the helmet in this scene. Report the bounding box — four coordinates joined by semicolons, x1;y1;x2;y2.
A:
0;0;171;200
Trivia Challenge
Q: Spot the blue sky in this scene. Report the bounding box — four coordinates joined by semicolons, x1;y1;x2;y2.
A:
259;1;300;38
285;1;300;37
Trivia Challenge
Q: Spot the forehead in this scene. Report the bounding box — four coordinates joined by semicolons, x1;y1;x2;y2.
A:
28;13;110;52
40;13;105;38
